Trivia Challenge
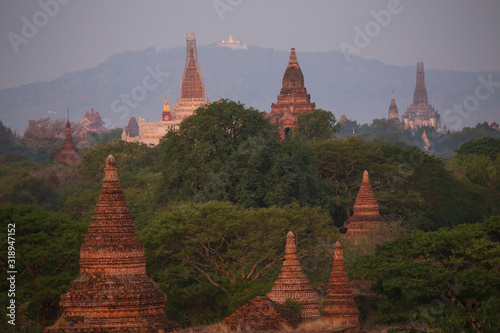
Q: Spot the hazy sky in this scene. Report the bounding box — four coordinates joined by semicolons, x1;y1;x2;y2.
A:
0;0;499;90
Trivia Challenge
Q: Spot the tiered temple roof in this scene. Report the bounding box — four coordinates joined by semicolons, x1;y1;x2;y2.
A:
402;62;441;130
80;106;107;132
44;155;179;332
54;112;81;166
267;231;320;319
345;171;383;238
125;116;139;136
265;48;316;138
171;33;209;119
322;241;359;327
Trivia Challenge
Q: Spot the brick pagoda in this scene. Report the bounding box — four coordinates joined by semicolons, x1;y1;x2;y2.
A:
266;48;316;138
54;110;81;166
322;241;359;327
221;296;301;330
44;155;179;332
267;231;320;319
345;171;383;238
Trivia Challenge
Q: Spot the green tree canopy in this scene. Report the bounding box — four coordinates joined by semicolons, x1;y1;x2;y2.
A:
456;137;500;160
347;216;500;331
0;204;86;331
140;201;338;326
293;109;339;141
78;140;156;180
155;100;325;208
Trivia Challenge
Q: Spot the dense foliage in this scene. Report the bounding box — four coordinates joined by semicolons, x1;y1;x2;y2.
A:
0;205;86;332
156;100;326;208
1;100;499;331
347;216;500;331
141;201;338;326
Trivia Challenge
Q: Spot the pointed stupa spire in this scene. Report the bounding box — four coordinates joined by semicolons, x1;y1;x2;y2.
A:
413;61;428;104
44;154;179;332
288;47;298;65
322;241;359;326
54;108;81;165
345;171;383;238
388;91;399;121
267;231;320;319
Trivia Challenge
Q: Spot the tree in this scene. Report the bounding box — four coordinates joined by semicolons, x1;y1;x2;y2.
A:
347;216;500;331
0;205;86;331
0;158;62;210
293;109;339;141
78;140;156;181
140;201;338;325
456;137;500;161
155;100;325;208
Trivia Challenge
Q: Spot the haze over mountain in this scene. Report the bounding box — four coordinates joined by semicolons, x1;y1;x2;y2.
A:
1;45;498;132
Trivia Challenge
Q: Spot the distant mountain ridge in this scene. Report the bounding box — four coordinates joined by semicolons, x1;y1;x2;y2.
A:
1;45;499;132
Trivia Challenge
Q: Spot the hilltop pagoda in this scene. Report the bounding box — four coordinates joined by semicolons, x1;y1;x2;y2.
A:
267;231;320;319
54;109;81;166
44;155;179;332
345;171;383;239
266;48;316;138
402;61;441;130
322;241;359;327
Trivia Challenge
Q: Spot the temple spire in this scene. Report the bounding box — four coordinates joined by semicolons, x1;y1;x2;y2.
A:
322;241;359;326
44;154;179;332
267;231;320;318
345;171;383;238
54;108;81;165
413;61;428;104
288;47;298;65
180;33;205;99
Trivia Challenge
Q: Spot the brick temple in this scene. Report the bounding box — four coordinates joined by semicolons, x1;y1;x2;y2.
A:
44;155;179;332
266;47;316;138
267;231;320;319
124;33;208;145
54;110;81;166
402;61;441;130
221;296;301;330
322;241;359;327
345;171;383;238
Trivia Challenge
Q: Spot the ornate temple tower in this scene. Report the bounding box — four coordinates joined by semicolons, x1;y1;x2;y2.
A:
162;97;172;121
265;48;316;138
402;62;441;130
267;231;320;319
388;91;400;123
54;109;81;166
44;155;179;332
171;33;209;119
345;171;383;239
322;241;359;327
